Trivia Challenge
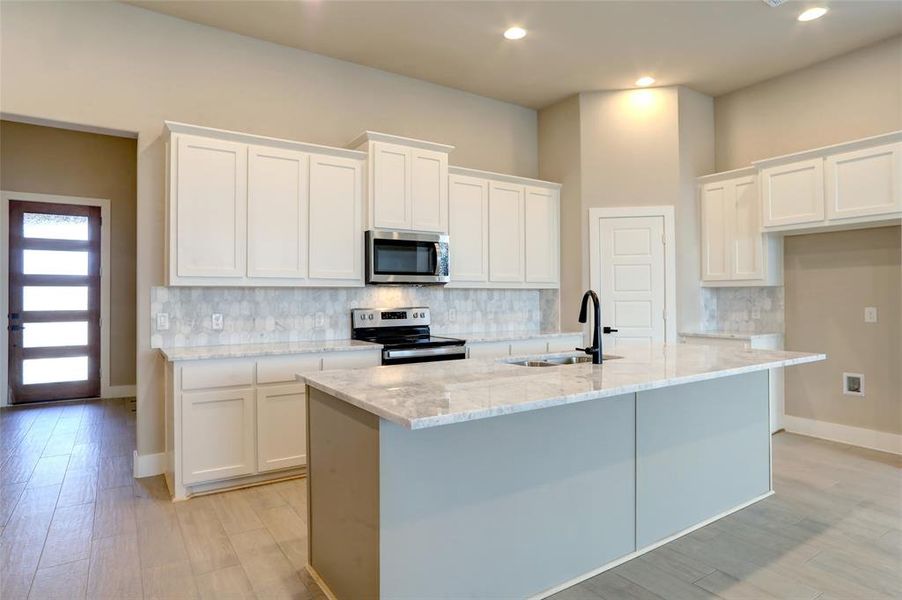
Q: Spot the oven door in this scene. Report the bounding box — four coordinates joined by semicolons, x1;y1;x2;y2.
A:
366;230;450;284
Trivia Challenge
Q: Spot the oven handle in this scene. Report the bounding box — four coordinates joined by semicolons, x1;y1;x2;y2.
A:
383;346;467;360
434;242;441;276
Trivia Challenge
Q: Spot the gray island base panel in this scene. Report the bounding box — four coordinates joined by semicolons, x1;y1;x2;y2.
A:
306;370;772;600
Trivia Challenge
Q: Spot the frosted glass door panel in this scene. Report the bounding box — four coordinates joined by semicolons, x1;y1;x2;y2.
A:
23;287;89;311
23;321;88;348
23;250;89;275
22;356;89;384
23;213;89;240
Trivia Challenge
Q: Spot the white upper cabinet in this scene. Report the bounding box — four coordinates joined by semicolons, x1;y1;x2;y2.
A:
247;145;308;279
700;180;731;281
488;181;525;283
448;167;561;289
732;176;764;280
760;158;825;228
171;134;248;279
351;131;453;233
448;174;489;283
165;122;366;287
756;131;901;233
308;154;363;281
371;142;411;229
825;142;901;221
524;186;560;284
410;149;448;232
699;170;781;287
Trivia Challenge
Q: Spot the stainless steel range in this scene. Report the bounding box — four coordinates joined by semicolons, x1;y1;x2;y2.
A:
351;307;466;365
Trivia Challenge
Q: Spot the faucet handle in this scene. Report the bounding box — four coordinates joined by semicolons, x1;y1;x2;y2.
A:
576;346;592;355
602;327;618;334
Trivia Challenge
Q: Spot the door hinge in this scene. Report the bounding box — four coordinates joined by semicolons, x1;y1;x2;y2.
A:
662;233;666;245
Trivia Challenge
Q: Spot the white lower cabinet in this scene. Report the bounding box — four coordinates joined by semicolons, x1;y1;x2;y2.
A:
165;348;380;500
182;387;256;485
256;384;307;472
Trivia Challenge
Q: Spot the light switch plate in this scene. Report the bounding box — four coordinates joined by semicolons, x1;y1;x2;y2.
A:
864;307;877;323
211;313;224;330
156;313;170;331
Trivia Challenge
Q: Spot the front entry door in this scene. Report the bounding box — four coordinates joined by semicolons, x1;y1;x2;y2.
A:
8;200;101;403
596;216;667;346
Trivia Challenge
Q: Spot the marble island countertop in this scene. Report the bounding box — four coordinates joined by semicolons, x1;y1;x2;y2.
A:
158;339;379;361
300;343;825;430
448;330;583;343
680;331;783;341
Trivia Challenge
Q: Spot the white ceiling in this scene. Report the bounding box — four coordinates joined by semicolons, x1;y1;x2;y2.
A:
127;1;902;109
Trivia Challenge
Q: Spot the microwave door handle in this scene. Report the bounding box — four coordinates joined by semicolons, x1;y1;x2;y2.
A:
434;242;441;275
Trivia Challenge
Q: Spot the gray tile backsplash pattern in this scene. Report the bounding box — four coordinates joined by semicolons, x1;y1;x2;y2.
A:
700;287;784;334
151;286;559;348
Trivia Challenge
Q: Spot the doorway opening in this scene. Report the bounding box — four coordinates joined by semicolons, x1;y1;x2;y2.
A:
3;193;110;404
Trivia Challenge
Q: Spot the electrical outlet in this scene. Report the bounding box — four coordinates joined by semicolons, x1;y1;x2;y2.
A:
864;307;878;323
448;308;457;323
211;313;224;330
314;312;325;329
751;308;761;319
843;372;864;396
156;313;170;331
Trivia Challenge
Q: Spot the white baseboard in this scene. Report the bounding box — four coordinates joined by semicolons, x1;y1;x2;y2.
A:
105;385;136;398
133;450;166;478
784;415;902;456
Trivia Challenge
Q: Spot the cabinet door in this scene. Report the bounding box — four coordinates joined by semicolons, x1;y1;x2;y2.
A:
825;143;901;221
488;182;525;283
700;181;730;281
410;149;448;233
731;176;764;280
174;135;247;278
257;384;307;472
524;186;560;284
448;175;489;283
372;142;411;230
760;159;825;227
247;145;308;279
182;388;255;484
308;154;363;281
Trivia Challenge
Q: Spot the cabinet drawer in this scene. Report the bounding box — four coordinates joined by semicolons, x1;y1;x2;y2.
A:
321;350;381;370
257;355;322;384
181;359;255;391
467;341;511;359
510;339;548;356
547;335;584;353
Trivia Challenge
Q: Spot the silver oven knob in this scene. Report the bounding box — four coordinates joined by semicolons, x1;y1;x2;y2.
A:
368;314;374;320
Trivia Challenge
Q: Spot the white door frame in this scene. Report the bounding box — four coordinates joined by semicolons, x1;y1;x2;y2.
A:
588;206;677;343
1;190;113;406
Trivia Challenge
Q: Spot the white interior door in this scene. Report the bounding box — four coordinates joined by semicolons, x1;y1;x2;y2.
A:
596;216;666;346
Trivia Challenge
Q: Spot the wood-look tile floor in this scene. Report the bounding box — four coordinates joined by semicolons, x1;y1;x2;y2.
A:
2;398;899;600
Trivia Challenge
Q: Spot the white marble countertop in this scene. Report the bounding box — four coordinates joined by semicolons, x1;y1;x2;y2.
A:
300;342;825;430
158;339;380;361
449;330;584;344
680;331;784;341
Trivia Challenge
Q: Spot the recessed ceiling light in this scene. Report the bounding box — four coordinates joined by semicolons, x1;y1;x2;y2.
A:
635;76;656;87
798;7;828;21
504;26;527;40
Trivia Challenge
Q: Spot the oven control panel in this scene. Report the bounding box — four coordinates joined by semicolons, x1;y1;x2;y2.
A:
351;307;431;328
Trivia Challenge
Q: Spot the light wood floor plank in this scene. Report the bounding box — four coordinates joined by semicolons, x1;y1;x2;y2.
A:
28;558;89;600
86;533;143;600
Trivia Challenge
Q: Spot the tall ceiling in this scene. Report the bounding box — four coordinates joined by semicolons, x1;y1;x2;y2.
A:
127;1;902;109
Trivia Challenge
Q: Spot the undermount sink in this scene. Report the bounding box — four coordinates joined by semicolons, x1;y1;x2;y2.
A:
508;355;621;367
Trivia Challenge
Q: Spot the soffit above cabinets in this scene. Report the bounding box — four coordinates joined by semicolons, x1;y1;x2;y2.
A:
128;1;902;108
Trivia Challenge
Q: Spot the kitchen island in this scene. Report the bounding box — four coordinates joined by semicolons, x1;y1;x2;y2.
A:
299;343;825;600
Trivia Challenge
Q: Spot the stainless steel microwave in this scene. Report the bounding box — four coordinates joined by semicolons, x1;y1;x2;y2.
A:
365;230;450;284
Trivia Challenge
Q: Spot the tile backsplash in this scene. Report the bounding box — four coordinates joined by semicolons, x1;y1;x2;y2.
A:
151;286;560;348
700;286;784;334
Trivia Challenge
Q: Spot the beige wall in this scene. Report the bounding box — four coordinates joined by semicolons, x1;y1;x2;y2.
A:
538;95;582;330
0;1;538;457
539;87;713;332
715;35;902;171
1;120;137;386
784;227;901;435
